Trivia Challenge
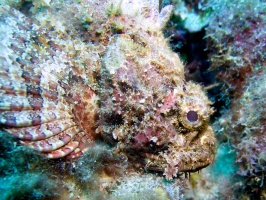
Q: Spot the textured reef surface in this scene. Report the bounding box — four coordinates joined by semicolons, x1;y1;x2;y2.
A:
0;0;265;199
206;0;266;198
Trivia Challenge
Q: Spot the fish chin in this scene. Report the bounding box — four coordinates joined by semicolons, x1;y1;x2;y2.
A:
144;126;216;179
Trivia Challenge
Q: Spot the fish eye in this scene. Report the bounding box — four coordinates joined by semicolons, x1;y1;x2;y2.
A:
179;109;204;130
186;110;198;122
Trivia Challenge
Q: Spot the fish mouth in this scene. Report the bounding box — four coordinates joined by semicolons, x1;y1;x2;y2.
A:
145;161;211;174
144;126;216;178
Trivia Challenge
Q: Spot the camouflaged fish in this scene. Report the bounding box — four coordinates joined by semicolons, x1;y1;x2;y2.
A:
0;0;215;179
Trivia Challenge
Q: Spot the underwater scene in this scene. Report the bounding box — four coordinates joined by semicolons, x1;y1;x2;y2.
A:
0;0;265;199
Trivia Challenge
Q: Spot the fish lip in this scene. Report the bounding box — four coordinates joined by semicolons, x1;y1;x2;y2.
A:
144;125;216;176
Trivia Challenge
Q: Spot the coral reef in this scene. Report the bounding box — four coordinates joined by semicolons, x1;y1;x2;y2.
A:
213;70;266;197
206;0;266;99
204;0;266;198
169;0;212;33
0;0;216;182
109;174;185;200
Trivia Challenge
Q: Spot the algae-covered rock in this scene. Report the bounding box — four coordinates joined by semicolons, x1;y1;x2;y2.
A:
206;0;266;99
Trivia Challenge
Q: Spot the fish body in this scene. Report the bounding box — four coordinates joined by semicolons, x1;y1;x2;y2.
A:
0;0;215;179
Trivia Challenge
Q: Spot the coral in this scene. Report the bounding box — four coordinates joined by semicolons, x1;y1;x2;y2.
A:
203;0;266;197
214;70;266;195
109;174;185;200
205;0;266;99
170;0;212;33
0;0;51;13
0;0;216;181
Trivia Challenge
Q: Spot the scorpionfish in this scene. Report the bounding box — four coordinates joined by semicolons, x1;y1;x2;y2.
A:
0;0;216;179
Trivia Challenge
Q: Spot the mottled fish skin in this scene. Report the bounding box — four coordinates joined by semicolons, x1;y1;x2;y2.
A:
0;5;98;159
99;34;216;179
0;0;216;180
